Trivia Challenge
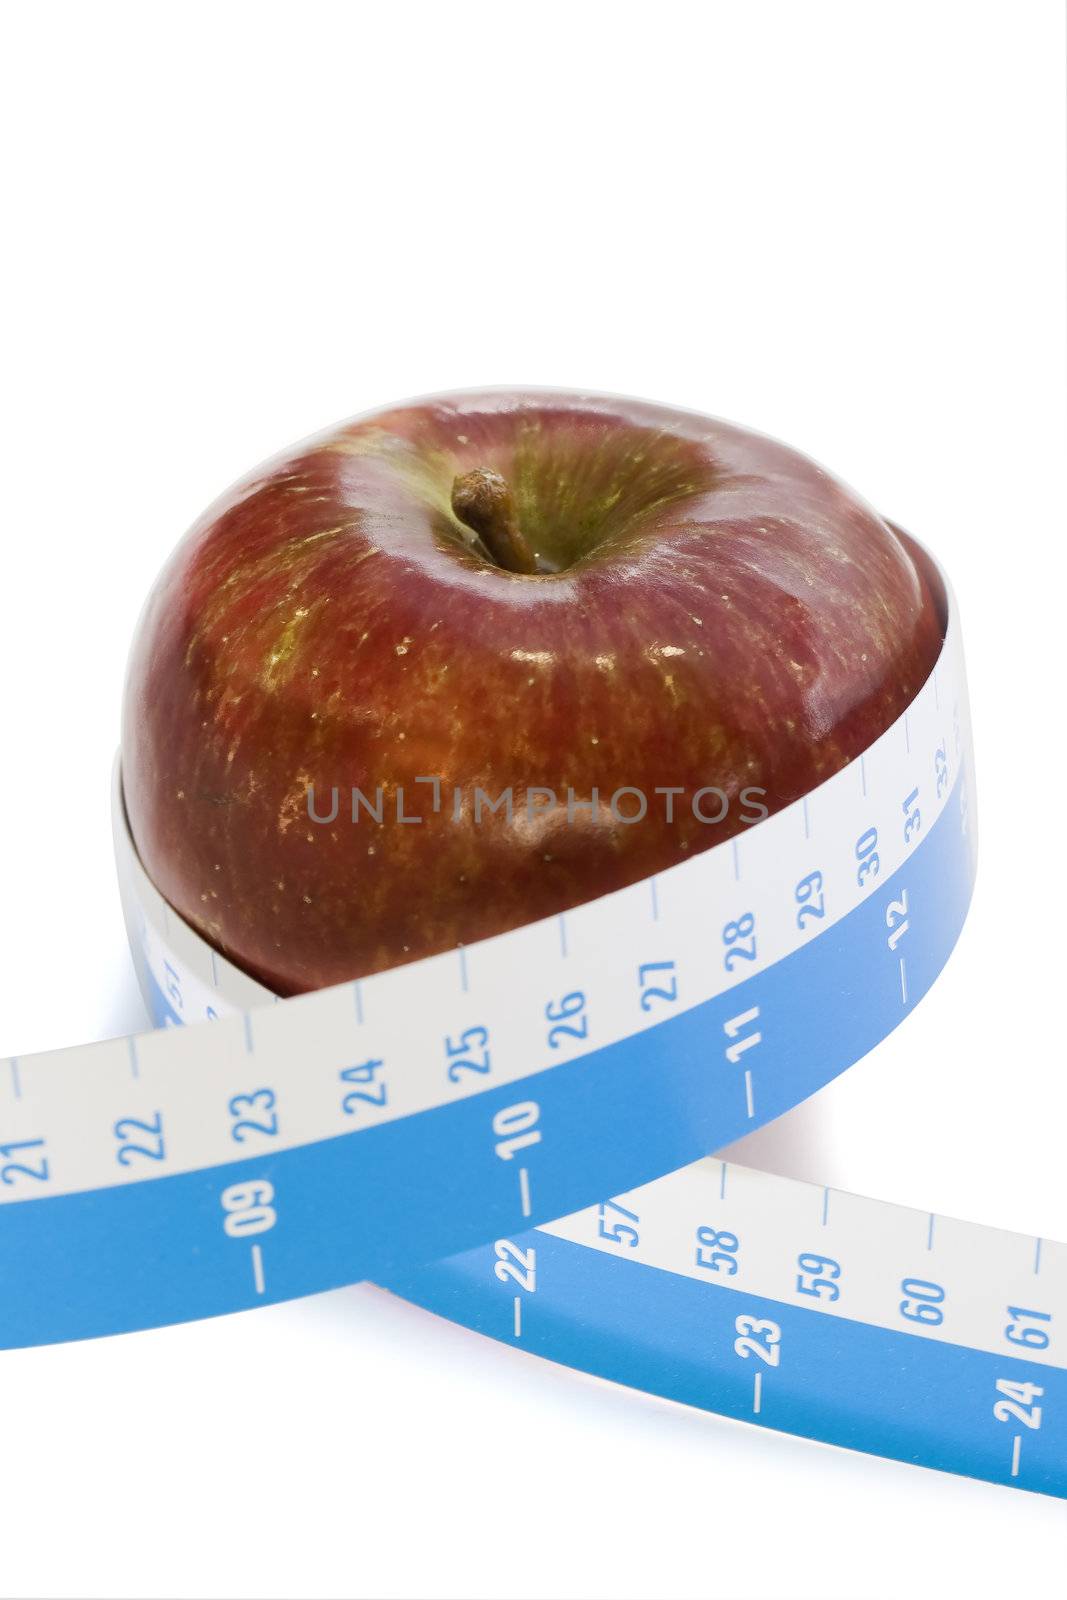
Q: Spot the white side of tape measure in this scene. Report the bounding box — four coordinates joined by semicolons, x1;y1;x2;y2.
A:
3;579;1062;1496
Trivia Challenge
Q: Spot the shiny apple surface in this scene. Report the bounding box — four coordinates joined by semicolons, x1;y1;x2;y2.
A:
122;391;945;993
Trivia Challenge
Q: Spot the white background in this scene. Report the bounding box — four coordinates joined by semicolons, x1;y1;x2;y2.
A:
1;4;1065;1596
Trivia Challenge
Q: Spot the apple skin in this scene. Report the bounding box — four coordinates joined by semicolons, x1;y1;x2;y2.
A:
122;390;945;995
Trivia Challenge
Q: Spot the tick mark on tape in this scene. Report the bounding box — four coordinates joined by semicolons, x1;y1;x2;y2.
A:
353;980;364;1025
558;914;568;957
720;1161;728;1200
1034;1238;1043;1275
934;667;940;710
650;876;659;922
243;1013;254;1054
821;1187;830;1226
9;1058;21;1100
731;839;741;881
518;1166;532;1218
127;1037;140;1080
860;754;867;797
1010;1434;1022;1478
744;1069;755;1119
904;710;911;754
210;948;219;988
458;945;469;993
927;1213;936;1251
251;1244;265;1295
752;1371;763;1415
802;795;810;840
513;1296;522;1338
899;957;908;1005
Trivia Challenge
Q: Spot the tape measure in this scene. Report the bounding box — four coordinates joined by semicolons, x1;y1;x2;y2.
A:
2;573;1063;1499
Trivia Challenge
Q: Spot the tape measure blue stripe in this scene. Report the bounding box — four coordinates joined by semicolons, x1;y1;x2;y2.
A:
386;1231;1067;1497
5;592;1060;1500
11;565;1059;1501
0;766;972;1351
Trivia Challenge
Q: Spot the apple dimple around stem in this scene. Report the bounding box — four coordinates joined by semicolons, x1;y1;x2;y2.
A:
450;467;547;576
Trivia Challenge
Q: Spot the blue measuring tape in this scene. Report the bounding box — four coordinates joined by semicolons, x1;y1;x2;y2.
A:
2;589;1062;1497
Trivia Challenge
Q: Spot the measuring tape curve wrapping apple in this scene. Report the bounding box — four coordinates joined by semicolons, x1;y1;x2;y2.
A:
2;565;1064;1498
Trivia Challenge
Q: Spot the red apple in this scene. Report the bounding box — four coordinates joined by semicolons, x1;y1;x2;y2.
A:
122;390;945;995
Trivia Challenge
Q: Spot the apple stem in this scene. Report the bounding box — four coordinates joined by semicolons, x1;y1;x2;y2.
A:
451;468;540;575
